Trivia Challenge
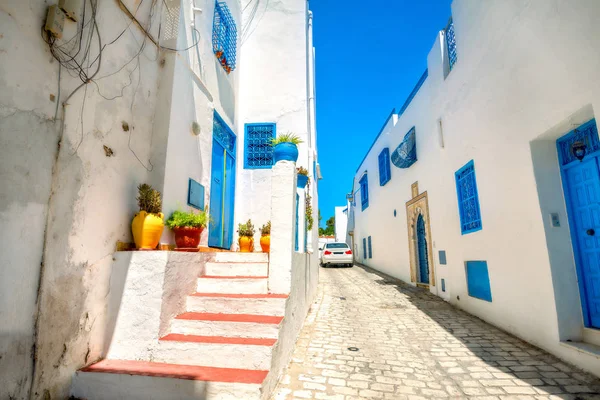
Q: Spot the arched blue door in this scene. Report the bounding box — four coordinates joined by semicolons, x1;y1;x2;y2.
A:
417;214;429;284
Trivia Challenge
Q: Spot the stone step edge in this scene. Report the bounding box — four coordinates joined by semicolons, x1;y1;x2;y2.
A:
80;359;268;384
199;275;269;279
160;333;277;346
190;293;288;298
174;312;284;324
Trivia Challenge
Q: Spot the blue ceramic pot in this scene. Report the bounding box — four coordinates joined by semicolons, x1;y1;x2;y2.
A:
297;174;309;188
274;142;299;163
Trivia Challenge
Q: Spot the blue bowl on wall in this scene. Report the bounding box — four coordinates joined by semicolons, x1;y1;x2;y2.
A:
274;142;299;163
297;174;309;188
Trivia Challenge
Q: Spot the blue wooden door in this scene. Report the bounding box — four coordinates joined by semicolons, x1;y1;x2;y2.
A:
564;157;600;328
417;214;430;284
208;113;236;249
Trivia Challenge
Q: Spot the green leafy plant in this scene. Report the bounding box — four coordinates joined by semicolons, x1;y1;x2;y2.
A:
259;221;271;236
270;132;303;146
238;219;255;237
306;193;314;231
297;166;309;176
137;184;162;214
166;209;208;229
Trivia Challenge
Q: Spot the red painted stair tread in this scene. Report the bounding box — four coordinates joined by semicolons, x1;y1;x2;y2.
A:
81;360;268;384
175;312;283;324
160;333;277;346
201;275;268;279
191;292;288;298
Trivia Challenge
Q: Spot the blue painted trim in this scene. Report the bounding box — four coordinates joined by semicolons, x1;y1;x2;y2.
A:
378;147;391;186
455;160;482;235
557;121;600;328
187;178;205;210
441;278;446;292
363;238;367;259
213;111;236;157
397;70;428;118
359;173;369;211
367;236;372;259
295;193;299;251
465;261;492;302
244;123;276;169
355;108;396;173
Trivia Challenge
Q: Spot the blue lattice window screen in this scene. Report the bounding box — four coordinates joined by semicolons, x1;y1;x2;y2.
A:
244;123;275;169
212;2;237;73
213;112;236;153
445;18;457;72
455;160;482;234
368;236;372;259
557;119;599;166
359;174;369;211
378;148;391;186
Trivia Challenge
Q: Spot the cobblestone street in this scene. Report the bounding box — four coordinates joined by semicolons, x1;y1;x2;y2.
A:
272;265;600;400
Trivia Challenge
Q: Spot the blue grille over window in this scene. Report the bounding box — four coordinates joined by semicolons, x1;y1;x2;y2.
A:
378;148;391;186
244;123;275;169
212;1;237;73
368;236;372;259
359;174;369;211
213;112;236;153
445;18;457;72
455;160;482;234
391;127;417;169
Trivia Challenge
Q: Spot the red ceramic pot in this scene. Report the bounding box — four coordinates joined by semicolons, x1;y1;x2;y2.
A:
172;226;203;249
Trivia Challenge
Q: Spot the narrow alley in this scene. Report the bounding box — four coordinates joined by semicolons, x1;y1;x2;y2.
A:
272;265;600;400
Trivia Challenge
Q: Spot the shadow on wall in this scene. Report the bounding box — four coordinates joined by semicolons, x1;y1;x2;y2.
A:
355;264;600;396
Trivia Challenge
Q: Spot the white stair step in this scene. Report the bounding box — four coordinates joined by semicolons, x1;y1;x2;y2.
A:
187;294;287;315
71;360;264;400
155;334;275;370
170;313;282;339
196;277;268;294
212;252;268;263
205;262;268;277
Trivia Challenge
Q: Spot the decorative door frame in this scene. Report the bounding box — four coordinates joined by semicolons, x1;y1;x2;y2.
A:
406;182;435;287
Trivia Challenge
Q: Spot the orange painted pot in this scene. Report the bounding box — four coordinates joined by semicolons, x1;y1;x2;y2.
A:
239;236;254;252
260;235;270;253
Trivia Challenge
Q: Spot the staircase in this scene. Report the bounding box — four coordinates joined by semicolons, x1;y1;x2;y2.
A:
72;252;287;400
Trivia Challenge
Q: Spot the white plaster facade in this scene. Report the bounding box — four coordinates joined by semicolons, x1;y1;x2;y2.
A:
334;206;348;243
350;0;600;377
0;0;318;398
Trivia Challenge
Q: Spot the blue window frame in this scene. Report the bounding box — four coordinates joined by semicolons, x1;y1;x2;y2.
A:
455;160;482;234
359;174;369;211
378;148;391;186
244;123;275;169
187;179;205;210
363;238;367;259
368;236;372;259
445;18;457;72
212;1;237;73
465;261;492;302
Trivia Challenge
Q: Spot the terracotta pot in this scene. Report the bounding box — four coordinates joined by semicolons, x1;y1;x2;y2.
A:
131;211;164;250
260;235;270;253
172;226;203;248
239;236;254;252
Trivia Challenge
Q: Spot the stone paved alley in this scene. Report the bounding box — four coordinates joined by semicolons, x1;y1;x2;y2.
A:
271;265;600;400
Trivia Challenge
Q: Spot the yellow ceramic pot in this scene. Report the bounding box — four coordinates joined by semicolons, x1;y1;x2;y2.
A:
239;236;254;253
260;235;270;253
131;211;165;250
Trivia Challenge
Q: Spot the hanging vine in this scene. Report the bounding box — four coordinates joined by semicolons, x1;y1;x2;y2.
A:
305;180;314;231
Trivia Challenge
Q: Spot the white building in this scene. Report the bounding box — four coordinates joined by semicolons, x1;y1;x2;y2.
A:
0;0;319;399
349;0;600;377
334;206;348;243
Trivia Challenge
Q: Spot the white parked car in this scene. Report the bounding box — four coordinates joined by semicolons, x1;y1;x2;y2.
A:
318;243;325;263
320;242;353;268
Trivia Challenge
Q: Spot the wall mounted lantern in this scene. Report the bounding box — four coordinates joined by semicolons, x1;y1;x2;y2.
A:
571;138;587;162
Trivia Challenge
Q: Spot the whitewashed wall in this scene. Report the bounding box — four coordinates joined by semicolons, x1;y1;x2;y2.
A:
334;206;348;243
352;0;600;376
236;0;315;248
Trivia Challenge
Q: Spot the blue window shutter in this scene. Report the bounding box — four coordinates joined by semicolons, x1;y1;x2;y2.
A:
363;238;367;259
445;18;457;71
368;236;372;259
455;160;482;234
244;123;275;169
466;261;492;302
360;174;369;210
378;148;391;186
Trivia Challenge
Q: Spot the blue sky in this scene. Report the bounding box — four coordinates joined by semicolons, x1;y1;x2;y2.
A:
312;0;452;226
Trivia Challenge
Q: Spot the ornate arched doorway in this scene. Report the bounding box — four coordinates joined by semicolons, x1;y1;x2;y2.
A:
416;214;430;284
406;182;435;287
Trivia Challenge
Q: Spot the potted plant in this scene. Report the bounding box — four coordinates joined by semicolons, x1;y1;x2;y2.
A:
259;221;271;253
271;133;303;163
238;219;255;253
297;166;309;189
131;184;164;250
166;209;208;249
